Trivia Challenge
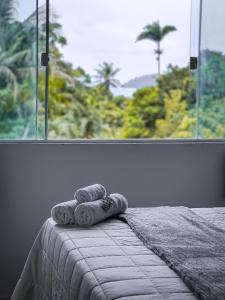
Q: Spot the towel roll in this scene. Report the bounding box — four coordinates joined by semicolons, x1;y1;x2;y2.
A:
74;184;107;204
75;193;128;226
51;200;79;225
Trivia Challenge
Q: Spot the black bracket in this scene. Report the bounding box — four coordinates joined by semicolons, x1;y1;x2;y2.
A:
190;57;198;70
41;52;49;67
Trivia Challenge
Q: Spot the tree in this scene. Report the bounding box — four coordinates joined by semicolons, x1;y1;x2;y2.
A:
0;0;38;139
196;98;225;139
0;51;18;102
0;0;15;23
0;0;17;93
136;21;177;75
99;95;127;138
158;65;196;108
199;49;225;107
2;21;35;102
94;62;120;93
0;0;16;52
154;90;195;138
121;87;163;138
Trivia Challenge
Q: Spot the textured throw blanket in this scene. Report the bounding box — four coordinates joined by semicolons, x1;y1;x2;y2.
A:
119;207;225;300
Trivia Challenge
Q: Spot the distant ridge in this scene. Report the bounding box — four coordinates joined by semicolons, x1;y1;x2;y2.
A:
123;74;158;89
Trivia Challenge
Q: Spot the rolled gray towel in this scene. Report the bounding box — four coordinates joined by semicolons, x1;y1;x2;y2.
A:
75;193;128;226
74;184;107;204
51;200;79;225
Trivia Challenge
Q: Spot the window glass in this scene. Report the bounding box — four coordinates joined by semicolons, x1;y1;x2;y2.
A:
0;0;38;139
1;0;224;141
48;0;194;140
198;0;225;138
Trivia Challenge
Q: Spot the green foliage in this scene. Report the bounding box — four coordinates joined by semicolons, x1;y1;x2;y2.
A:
94;62;120;93
158;65;196;108
198;99;225;138
121;87;163;138
199;50;225;106
0;0;36;139
195;50;225;138
154;90;195;138
0;0;15;24
0;2;225;140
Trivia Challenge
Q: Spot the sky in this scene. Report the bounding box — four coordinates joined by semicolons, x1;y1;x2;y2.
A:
51;0;192;83
18;0;192;83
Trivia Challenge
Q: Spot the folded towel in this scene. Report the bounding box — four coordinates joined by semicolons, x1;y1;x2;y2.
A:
75;193;128;226
74;184;107;204
51;200;79;225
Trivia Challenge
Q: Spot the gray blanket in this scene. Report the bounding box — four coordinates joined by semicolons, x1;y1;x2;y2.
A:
119;207;225;300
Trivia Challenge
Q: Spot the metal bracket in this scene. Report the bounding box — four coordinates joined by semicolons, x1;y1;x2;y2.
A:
41;52;49;67
190;57;198;70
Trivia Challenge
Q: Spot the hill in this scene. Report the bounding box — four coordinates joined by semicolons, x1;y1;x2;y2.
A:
123;74;158;89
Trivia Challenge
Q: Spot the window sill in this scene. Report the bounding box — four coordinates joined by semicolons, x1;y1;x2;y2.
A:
0;139;225;145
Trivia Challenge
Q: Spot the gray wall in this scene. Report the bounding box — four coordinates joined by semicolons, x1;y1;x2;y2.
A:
0;142;225;298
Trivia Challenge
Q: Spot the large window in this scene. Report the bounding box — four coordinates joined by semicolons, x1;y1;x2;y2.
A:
0;0;225;140
48;0;194;140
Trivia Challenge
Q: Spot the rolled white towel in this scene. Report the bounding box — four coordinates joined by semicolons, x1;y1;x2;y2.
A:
74;184;107;204
51;200;79;225
75;193;128;226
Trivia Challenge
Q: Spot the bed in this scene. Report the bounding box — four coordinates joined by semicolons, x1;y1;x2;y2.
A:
11;207;225;300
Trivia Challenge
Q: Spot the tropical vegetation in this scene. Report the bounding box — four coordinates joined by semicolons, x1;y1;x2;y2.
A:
0;1;225;140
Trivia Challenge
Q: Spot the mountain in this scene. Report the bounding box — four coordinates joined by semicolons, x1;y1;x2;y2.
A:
123;74;158;89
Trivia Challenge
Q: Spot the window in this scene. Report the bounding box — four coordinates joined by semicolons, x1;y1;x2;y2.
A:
48;0;193;140
0;0;225;140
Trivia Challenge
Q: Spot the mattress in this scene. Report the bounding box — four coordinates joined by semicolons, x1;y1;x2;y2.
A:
12;207;225;300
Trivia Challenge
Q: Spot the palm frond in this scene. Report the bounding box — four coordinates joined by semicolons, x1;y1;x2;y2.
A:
0;0;16;23
94;62;120;90
17;66;34;78
161;25;177;38
137;21;176;43
111;68;120;76
4;50;31;67
0;65;18;102
50;63;75;87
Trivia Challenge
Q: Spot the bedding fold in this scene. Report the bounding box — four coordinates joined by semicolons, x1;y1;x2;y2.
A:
74;184;106;204
75;193;128;226
51;200;79;225
119;207;225;300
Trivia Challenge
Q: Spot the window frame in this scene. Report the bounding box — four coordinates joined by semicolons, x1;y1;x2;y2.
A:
1;0;225;144
1;139;225;145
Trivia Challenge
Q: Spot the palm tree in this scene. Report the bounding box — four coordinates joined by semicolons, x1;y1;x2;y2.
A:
136;21;177;75
0;47;32;104
0;52;18;101
0;0;16;51
0;12;35;122
95;62;120;92
0;0;15;24
0;0;19;103
48;22;75;87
